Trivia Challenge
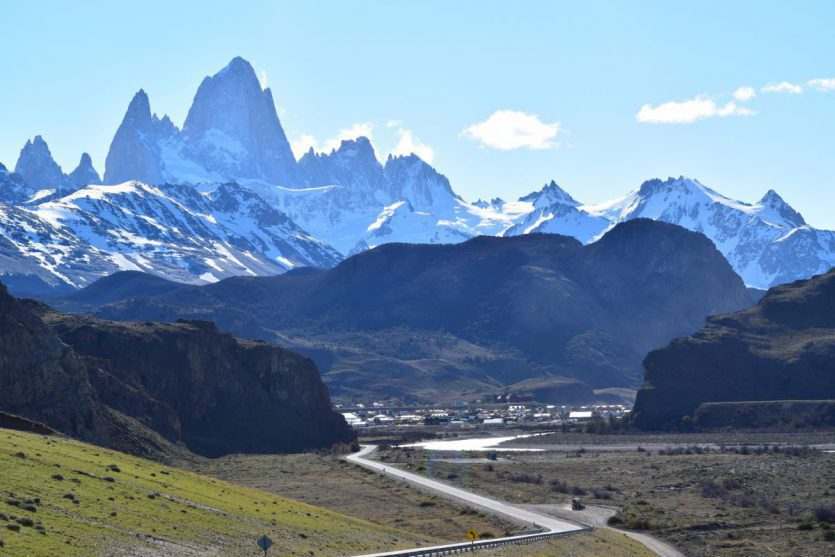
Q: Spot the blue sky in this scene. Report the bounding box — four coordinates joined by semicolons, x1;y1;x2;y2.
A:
2;1;834;226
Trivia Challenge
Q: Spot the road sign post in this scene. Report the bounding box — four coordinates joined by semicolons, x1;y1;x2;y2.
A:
466;527;479;543
257;534;273;556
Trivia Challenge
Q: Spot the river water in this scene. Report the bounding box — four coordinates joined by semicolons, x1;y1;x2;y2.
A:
400;433;544;452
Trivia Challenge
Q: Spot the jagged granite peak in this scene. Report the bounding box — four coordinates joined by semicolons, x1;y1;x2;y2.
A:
14;135;68;191
182;57;300;185
104;90;167;185
67;152;101;188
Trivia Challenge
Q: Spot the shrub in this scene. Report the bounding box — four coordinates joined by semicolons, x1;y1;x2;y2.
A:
15;518;34;528
814;505;835;524
418;500;435;507
722;478;741;490
549;479;569;493
798;521;814;531
823;530;834;542
6;524;20;532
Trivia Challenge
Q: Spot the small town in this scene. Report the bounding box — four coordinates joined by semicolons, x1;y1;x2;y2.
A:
337;402;632;429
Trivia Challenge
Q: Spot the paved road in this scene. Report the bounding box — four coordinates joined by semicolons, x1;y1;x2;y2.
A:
347;445;683;557
345;445;584;534
526;503;685;557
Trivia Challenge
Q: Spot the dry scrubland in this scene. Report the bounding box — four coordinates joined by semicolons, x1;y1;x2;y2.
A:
0;429;429;556
194;451;653;556
376;433;835;557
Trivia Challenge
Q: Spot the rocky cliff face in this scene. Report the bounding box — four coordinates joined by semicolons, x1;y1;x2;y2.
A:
632;269;835;430
0;283;105;441
0;281;353;456
41;310;353;456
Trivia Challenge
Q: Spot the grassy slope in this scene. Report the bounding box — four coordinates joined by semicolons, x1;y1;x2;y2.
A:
0;429;428;556
480;529;652;556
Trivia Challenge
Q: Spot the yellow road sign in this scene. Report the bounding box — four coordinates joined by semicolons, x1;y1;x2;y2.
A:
466;527;479;542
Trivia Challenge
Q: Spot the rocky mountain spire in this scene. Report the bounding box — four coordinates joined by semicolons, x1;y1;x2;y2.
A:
182;57;300;185
14;136;68;190
68;153;101;188
104;90;166;185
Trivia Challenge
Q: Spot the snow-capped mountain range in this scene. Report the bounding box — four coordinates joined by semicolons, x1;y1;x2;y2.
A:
504;177;835;288
0;177;338;294
0;56;832;293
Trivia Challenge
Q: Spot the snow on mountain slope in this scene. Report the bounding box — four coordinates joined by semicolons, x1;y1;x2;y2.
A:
502;181;611;243
0;163;37;204
246;139;513;254
0;181;340;292
513;176;835;288
13;55;825;291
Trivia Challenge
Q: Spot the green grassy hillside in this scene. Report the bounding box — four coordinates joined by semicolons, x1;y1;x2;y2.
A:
0;429;428;556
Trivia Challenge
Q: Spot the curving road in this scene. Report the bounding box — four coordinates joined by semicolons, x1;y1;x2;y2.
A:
346;445;584;533
346;445;680;557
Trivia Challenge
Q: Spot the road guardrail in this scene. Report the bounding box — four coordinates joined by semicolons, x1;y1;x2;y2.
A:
352;525;594;557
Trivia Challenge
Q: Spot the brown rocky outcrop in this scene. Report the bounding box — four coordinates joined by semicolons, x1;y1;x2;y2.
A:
632;269;835;429
0;283;353;456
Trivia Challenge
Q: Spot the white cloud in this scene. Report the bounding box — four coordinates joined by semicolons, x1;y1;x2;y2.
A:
732;86;756;102
808;78;835;92
390;129;435;163
761;81;803;94
386;119;402;128
636;96;754;124
461;110;561;150
258;70;268;90
290;122;374;159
